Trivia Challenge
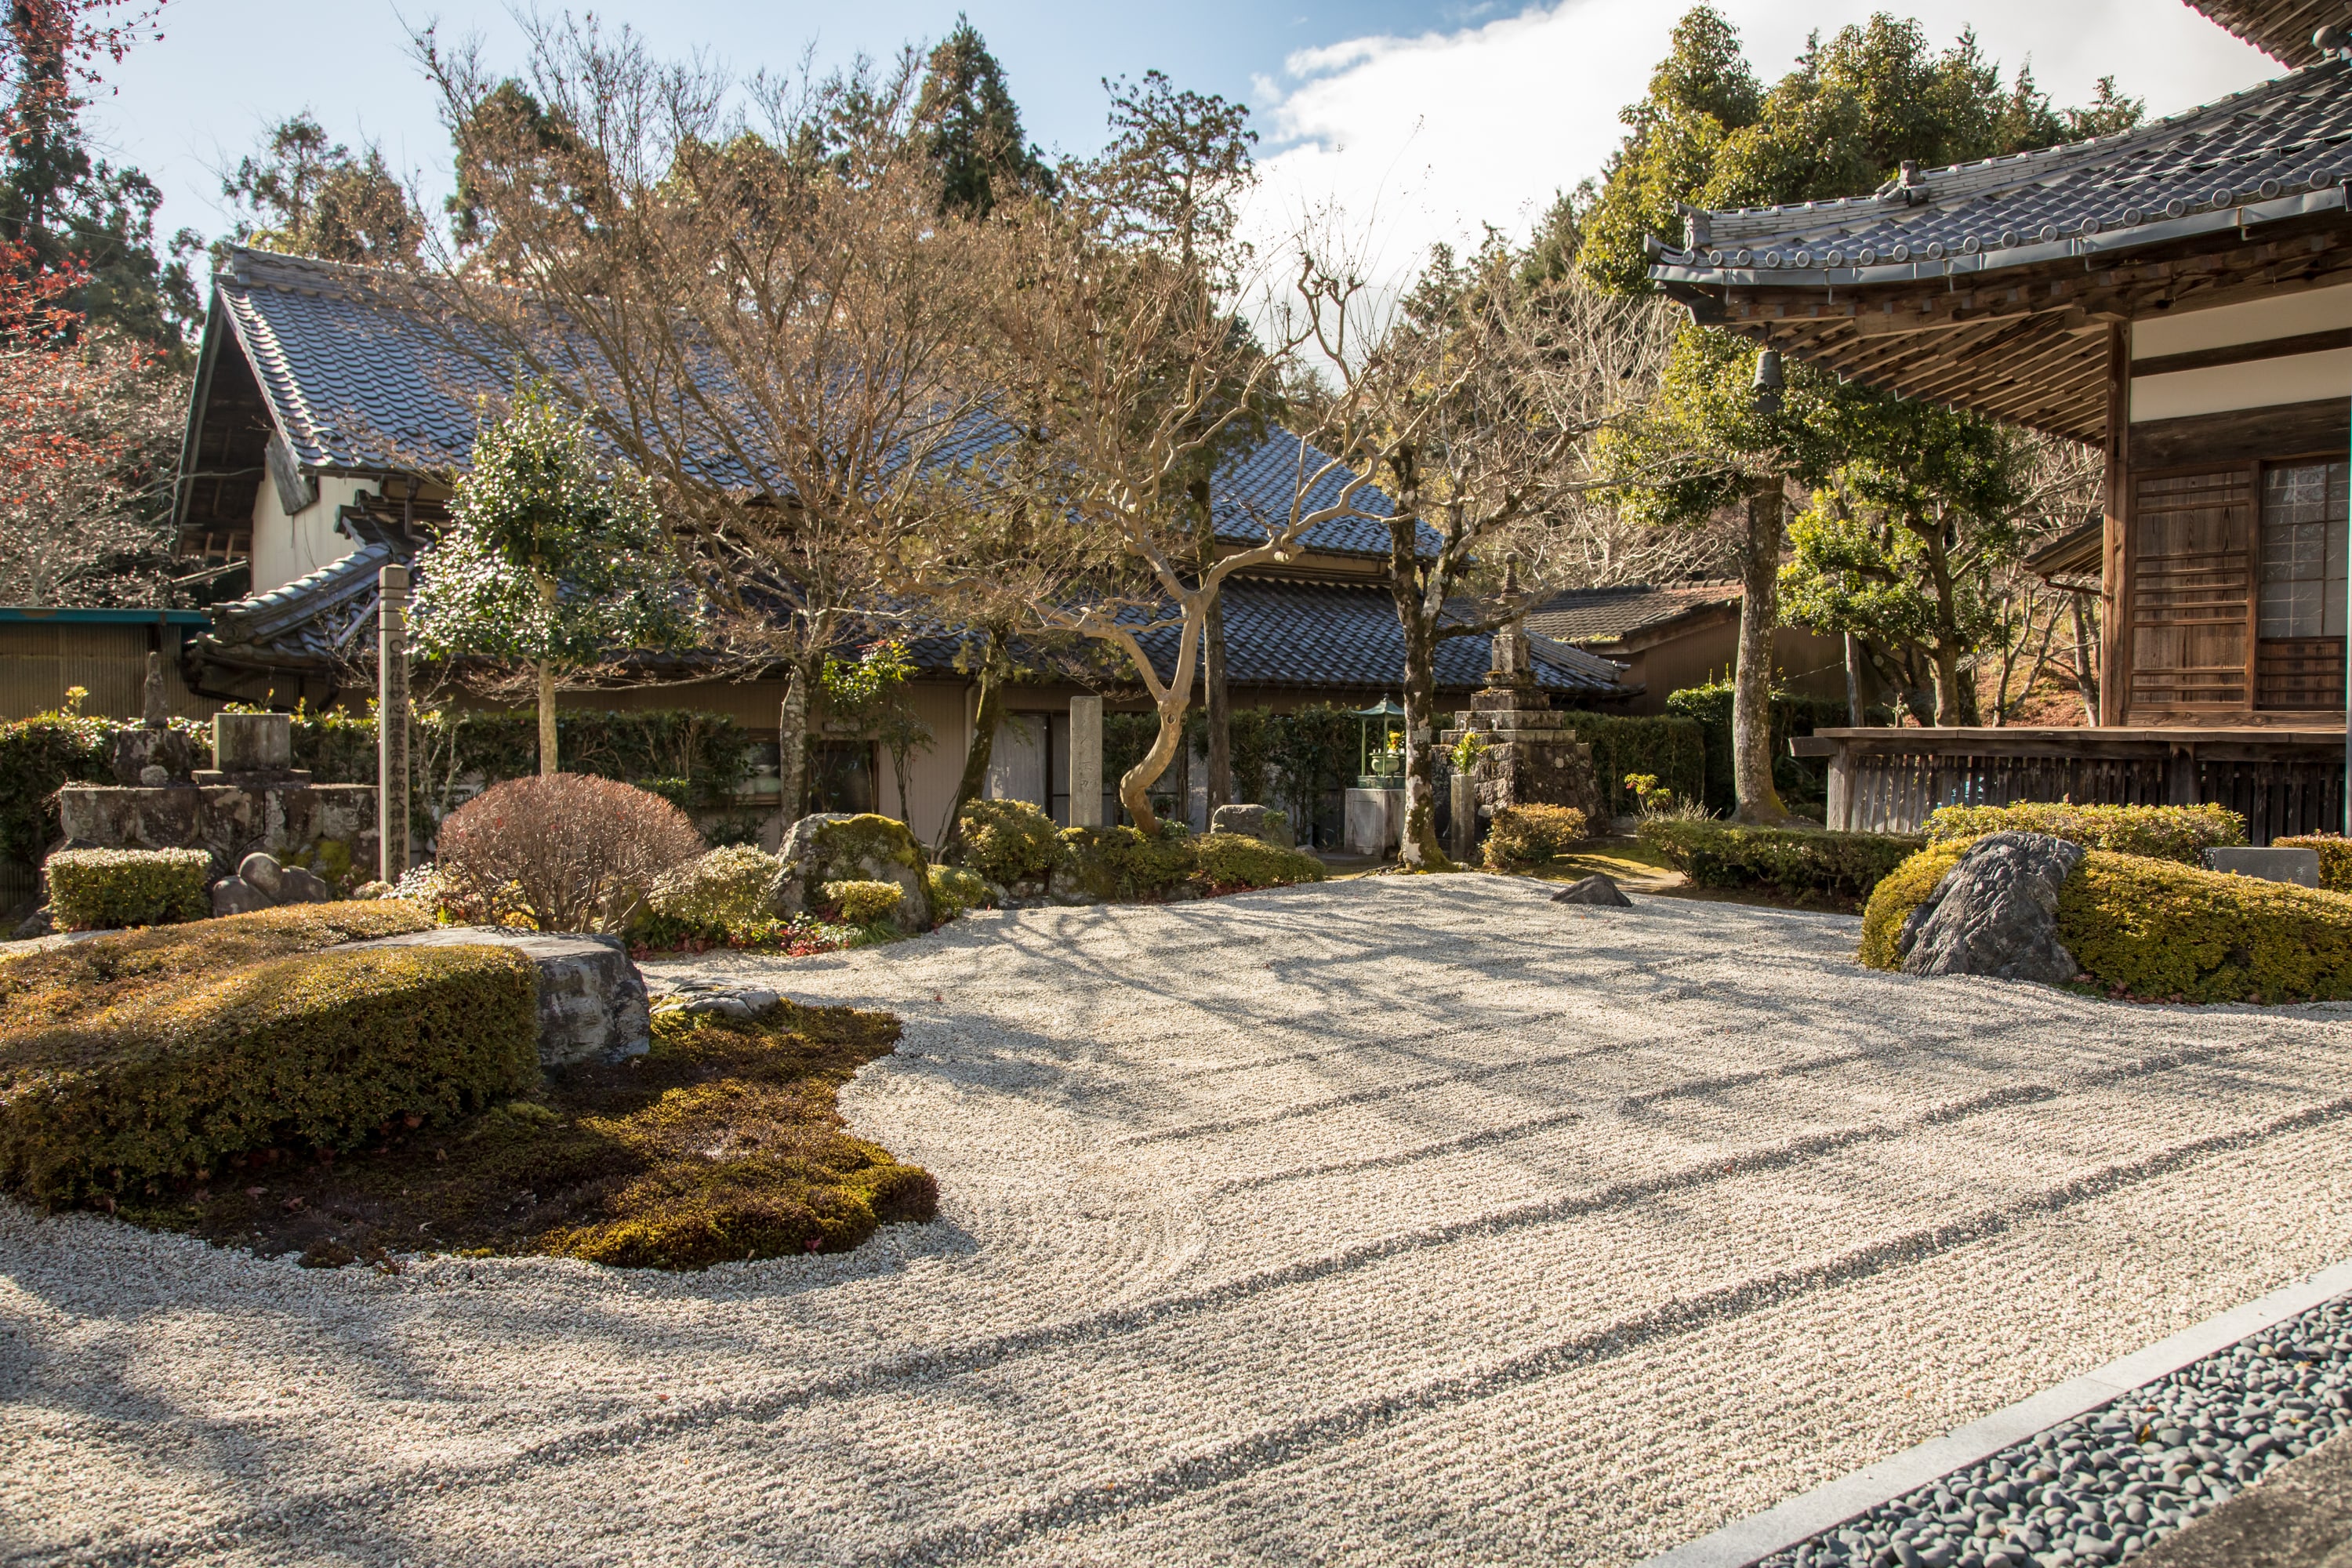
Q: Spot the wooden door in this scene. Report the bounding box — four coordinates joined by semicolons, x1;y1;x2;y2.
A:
2129;467;2253;717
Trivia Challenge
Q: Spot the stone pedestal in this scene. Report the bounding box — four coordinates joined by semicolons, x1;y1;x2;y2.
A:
1449;773;1479;864
1439;623;1604;826
1344;787;1405;856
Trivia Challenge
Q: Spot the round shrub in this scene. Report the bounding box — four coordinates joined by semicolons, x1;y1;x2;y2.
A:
926;864;989;921
1924;802;2245;864
437;773;702;934
648;845;782;929
42;847;212;930
1483;805;1590;872
1194;833;1327;891
822;880;906;924
956;797;1058;886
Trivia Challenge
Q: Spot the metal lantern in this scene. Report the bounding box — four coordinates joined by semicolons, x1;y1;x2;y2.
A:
1352;696;1409;787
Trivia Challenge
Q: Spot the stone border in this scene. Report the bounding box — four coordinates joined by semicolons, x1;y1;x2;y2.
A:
1638;1258;2352;1568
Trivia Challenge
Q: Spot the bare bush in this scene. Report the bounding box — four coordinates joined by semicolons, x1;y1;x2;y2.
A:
437;775;702;934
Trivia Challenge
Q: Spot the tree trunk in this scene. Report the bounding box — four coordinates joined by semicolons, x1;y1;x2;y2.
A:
1398;626;1450;869
535;572;560;776
1929;642;1968;728
536;661;557;776
1842;632;1864;725
2071;594;2100;726
938;646;1004;857
1203;594;1231;809
775;662;810;837
1733;485;1795;825
1120;690;1189;836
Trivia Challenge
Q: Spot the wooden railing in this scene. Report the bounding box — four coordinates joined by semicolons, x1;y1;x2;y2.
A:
1791;727;2347;844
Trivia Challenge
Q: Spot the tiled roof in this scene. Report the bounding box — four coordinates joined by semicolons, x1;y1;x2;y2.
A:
1649;60;2352;291
212;245;1427;558
2191;1;2329;67
1524;582;1740;645
201;541;394;670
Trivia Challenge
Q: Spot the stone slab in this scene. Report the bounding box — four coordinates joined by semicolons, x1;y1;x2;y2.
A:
343;926;651;1068
1639;1255;2352;1568
1343;787;1405;856
2205;846;2323;887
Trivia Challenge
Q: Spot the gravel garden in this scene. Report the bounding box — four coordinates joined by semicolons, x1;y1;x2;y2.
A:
9;844;2352;1564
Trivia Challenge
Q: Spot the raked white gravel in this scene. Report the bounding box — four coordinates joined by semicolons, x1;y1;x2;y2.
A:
8;876;2352;1567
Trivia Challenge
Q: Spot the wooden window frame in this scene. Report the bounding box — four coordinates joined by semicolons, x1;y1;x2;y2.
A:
2252;449;2349;715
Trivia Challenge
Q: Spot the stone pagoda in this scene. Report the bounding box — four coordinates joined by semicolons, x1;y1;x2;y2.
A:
1439;613;1605;831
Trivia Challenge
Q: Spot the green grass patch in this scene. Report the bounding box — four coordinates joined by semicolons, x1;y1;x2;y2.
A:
116;1001;935;1271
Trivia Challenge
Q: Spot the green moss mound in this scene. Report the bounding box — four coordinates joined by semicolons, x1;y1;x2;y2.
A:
1639;819;1923;902
1193;833;1327;891
0;942;539;1202
126;1001;934;1271
44;847;212;930
1925;802;2245;864
1055;824;1196;900
925;863;988;920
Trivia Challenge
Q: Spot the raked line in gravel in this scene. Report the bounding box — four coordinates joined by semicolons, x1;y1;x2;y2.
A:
8;877;2352;1566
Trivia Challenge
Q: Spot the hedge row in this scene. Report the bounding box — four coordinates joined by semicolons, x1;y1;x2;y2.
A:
2274;833;2352;891
1555;712;1707;818
1663;681;1849;813
1926;802;2245;864
1860;840;2352;1004
45;848;212;930
1638;819;1925;902
0;937;539;1201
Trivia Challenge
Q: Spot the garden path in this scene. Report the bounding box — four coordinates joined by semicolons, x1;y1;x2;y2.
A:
8;878;2352;1565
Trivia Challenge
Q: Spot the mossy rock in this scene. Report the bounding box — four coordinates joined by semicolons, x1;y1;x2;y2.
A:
769;813;931;932
1860;838;2352;1003
1049;825;1194;903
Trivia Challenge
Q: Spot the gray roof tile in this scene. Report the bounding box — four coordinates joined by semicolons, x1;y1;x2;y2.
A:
1525;582;1740;644
1650;60;2352;289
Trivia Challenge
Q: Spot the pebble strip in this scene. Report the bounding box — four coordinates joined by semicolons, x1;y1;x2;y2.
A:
1762;1294;2352;1568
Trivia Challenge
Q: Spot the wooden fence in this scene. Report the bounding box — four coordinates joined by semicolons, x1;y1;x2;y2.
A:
1794;727;2346;844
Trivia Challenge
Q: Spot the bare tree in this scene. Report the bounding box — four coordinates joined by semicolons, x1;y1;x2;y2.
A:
1281;238;1678;866
411;21;1002;822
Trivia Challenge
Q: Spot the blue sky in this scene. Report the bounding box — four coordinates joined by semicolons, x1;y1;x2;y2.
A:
95;0;2280;287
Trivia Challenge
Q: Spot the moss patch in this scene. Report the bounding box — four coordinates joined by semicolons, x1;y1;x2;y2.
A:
115;1001;935;1271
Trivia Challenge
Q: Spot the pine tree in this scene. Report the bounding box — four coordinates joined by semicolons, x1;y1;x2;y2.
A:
220;112;419;268
913;17;1053;217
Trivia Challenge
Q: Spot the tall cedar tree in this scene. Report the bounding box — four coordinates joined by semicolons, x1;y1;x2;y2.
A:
1581;7;2140;818
219;113;421;268
913;18;1053;217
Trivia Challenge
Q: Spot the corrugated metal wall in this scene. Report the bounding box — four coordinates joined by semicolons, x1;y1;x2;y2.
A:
0;622;222;721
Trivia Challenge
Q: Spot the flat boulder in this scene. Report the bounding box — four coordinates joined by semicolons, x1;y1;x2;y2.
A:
768;813;932;933
1551;873;1632;907
1898;830;2085;983
343;927;652;1067
1210;803;1294;849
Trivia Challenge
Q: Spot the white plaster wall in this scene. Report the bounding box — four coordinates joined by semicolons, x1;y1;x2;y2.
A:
2133;281;2352;359
2130;349;2352;422
249;474;374;595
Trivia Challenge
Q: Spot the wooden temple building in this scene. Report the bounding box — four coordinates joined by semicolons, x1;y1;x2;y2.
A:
1647;1;2352;840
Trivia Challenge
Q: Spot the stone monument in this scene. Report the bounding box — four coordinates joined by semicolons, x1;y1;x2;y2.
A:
1438;613;1605;831
107;652;194;786
1068;694;1103;829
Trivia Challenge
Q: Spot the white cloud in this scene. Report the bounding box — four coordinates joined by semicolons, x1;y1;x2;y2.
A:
1242;0;2281;293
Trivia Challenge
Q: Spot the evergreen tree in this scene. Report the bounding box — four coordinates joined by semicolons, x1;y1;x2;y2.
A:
0;0;196;347
220;112;419;268
913;17;1052;217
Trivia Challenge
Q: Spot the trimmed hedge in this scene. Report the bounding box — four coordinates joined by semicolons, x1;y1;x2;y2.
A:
926;864;989;920
1639;819;1926;901
1193;832;1327;891
45;848;211;930
1556;712;1707;819
2274;834;2352;891
1483;805;1590;872
0;942;539;1201
1055;824;1197;901
1926;802;2246;864
1860;840;2352;1004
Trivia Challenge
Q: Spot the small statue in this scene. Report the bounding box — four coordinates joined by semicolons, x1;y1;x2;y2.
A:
141;651;168;728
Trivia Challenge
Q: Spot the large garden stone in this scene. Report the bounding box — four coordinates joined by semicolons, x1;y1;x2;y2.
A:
1552;873;1633;907
343;927;652;1067
768;813;932;933
1210;804;1294;849
1898;830;2085;983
